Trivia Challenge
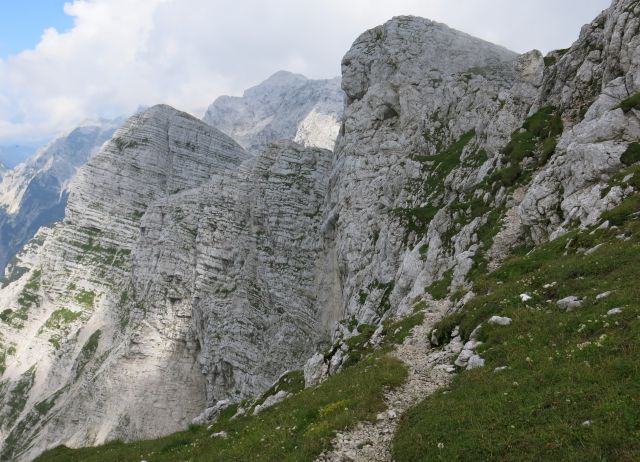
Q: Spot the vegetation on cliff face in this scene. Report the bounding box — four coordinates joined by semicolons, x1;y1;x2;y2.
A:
393;181;640;461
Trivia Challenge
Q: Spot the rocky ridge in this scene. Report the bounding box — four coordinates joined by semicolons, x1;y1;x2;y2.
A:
203;70;343;152
0;106;251;460
1;0;639;460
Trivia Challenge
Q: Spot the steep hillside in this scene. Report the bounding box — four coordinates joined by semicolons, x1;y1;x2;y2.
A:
0;121;119;272
203;71;343;152
3;0;640;460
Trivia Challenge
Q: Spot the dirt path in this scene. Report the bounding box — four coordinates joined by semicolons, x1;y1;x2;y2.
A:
316;300;459;462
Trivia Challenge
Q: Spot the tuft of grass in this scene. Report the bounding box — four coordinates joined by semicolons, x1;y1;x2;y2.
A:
0;366;36;429
74;330;101;379
620;142;640;166
616;92;640;113
392;191;640;462
425;270;453;300
396;130;476;239
42;308;82;331
74;290;96;309
0;270;42;328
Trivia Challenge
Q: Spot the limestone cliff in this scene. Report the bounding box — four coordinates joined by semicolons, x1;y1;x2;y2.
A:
1;0;639;460
0;106;251;460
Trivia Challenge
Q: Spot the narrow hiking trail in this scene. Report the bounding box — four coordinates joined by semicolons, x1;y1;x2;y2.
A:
316;300;460;462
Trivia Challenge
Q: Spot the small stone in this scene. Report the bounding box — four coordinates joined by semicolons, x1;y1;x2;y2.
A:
607;307;623;315
454;349;474;367
211;431;228;439
520;293;533;302
543;282;557;289
581;420;592;426
430;329;440;346
596;291;612;300
493;366;509;372
585;244;604;255
463;339;482;350
469;324;482;339
557;296;583;311
488;315;512;326
467;354;485;369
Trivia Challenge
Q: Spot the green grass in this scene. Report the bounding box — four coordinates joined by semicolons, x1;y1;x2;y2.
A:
425;270;453;300
621;143;640;166
42;308;82;330
396;130;476;240
497;106;563;187
75;330;101;379
616;92;640;113
39;308;83;350
0;270;42;328
74;290;96;309
392;192;640;462
0;366;36;429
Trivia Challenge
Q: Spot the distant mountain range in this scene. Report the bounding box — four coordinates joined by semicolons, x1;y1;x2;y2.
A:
0;73;342;274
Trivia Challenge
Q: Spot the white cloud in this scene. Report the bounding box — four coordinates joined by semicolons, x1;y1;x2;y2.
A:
0;0;611;144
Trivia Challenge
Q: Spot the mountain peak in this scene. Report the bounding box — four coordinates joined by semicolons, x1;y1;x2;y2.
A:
203;71;343;152
342;15;517;101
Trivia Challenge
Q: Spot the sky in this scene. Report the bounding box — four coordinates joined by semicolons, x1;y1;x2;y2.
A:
0;0;612;145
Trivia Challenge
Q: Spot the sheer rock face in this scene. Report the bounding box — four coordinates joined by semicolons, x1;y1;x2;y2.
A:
516;0;640;243
0;105;251;460
133;140;335;402
203;71;343;152
325;16;527;323
0;122;119;272
1;2;640;460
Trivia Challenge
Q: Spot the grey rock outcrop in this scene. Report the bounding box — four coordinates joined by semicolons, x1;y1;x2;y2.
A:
515;0;640;242
203;71;343;152
1;1;639;460
0;105;251;460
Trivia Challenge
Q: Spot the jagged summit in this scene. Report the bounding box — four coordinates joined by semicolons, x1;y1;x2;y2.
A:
66;103;250;241
203;70;343;152
342;15;518;102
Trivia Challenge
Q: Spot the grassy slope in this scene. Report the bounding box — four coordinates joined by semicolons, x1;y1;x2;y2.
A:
393;181;640;461
34;313;428;462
